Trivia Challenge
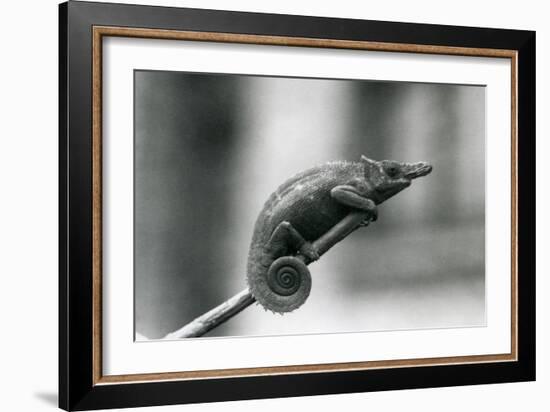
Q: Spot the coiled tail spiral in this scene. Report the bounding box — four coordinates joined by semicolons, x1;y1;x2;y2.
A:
253;256;312;313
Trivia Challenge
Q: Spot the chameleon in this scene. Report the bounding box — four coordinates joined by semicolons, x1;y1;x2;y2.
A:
246;155;432;314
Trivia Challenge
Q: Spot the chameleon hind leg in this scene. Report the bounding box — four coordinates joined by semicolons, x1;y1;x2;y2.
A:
255;221;316;313
267;221;320;262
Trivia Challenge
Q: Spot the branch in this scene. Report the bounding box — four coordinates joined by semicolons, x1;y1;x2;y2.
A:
162;211;369;340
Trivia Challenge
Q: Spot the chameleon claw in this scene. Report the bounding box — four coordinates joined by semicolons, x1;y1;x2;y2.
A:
370;208;378;221
360;209;378;226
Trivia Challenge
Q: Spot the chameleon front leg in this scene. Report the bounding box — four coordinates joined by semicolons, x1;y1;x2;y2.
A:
267;221;320;262
330;185;378;226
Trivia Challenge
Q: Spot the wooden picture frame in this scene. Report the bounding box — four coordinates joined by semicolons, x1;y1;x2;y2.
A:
59;1;535;410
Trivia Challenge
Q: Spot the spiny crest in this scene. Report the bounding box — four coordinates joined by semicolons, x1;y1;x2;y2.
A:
360;154;385;186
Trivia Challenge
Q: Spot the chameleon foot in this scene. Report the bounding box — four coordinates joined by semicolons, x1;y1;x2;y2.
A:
299;242;320;262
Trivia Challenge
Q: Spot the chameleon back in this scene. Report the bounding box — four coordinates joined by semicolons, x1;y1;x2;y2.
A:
250;161;365;247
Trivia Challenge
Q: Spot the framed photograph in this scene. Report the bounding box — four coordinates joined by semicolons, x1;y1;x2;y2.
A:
59;1;535;410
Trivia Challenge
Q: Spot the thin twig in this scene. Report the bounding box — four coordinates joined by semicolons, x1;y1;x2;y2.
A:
162;211;369;339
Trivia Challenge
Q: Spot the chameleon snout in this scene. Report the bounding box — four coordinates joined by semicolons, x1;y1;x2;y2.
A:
404;162;432;179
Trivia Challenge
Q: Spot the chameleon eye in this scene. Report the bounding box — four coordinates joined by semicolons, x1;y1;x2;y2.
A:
385;165;399;178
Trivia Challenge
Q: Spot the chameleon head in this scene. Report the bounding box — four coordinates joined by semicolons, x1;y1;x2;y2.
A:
360;155;432;204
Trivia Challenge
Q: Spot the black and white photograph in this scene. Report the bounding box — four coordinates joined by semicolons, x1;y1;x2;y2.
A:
134;70;485;341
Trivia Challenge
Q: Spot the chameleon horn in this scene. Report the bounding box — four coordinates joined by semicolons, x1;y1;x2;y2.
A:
261;256;312;313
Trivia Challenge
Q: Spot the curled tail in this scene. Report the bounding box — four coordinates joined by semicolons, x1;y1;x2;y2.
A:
247;255;312;313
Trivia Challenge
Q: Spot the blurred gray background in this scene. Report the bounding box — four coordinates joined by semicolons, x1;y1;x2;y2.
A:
134;70;485;340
